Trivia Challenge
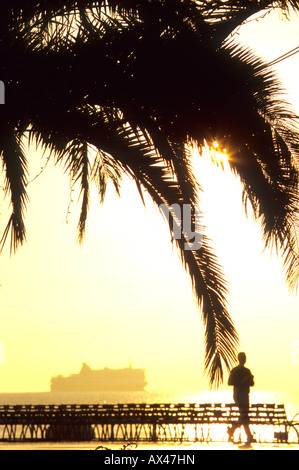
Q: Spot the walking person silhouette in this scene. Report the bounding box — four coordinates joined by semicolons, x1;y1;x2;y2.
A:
227;352;255;444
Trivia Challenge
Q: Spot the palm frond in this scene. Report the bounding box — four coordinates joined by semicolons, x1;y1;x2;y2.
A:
1;0;299;388
0;127;28;253
28;98;239;385
63;140;90;243
211;41;299;292
90;148;123;203
81;112;239;387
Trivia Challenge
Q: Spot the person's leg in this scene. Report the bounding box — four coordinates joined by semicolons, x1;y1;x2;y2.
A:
243;423;254;442
227;424;238;441
228;416;242;442
240;405;255;443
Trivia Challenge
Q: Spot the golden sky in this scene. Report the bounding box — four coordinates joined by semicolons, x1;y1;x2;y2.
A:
0;8;299;394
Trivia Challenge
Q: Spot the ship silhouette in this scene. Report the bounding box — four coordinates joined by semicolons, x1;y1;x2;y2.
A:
50;363;147;392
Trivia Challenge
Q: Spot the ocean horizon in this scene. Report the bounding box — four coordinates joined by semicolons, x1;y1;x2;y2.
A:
0;389;299;419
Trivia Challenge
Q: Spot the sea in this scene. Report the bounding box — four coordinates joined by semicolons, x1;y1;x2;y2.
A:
0;389;298;452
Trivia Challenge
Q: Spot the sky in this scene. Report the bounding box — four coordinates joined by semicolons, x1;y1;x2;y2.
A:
1;6;299;394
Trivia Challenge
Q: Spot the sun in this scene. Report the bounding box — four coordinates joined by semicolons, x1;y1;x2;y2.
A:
210;141;229;166
188;139;230;173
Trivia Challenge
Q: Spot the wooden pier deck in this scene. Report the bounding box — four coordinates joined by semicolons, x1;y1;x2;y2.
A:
0;403;297;444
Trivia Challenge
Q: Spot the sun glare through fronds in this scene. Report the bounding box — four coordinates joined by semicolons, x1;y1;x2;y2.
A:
188;139;229;166
198;140;229;168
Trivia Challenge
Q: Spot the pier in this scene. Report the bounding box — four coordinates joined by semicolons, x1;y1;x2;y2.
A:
0;403;298;444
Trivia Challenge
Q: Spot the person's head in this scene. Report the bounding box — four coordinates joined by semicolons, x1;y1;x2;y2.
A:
238;352;247;365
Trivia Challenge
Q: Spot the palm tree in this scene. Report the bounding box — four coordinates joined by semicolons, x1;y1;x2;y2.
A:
0;0;299;387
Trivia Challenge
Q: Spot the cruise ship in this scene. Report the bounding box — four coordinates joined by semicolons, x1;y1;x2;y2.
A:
50;363;147;392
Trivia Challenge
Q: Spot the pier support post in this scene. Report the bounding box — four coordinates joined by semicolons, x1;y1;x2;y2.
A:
152;422;157;442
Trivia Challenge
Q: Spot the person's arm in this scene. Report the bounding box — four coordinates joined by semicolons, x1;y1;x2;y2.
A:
228;370;235;386
244;369;254;386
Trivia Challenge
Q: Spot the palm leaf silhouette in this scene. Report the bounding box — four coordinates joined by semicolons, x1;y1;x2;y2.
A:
1;0;299;386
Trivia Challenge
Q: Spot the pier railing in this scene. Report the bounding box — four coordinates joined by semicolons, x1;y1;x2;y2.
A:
0;403;297;444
